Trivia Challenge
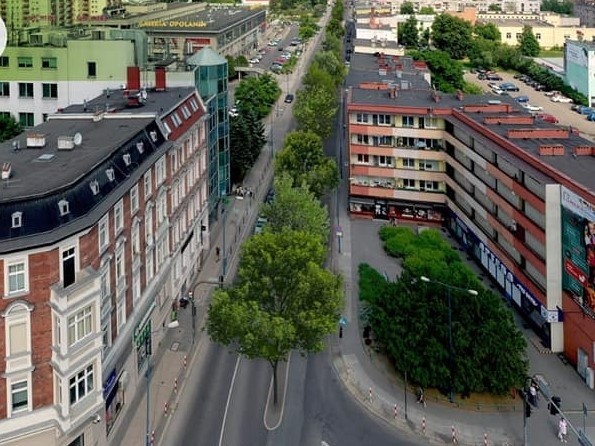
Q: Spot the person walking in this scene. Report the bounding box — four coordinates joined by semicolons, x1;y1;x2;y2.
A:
558;417;568;443
215;246;221;262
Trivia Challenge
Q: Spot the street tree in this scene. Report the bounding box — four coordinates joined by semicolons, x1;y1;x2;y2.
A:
261;174;330;243
226;55;237;79
322;33;342;56
294;86;338;139
468;38;498;69
419;6;435;14
410;49;464;92
359;226;528;396
431;14;473;59
207;230;342;404
327;18;345;38
298;15;319;40
311;51;345;86
400;1;415;14
303;63;336;93
235;74;281;120
398;16;419;48
275;131;339;198
0;115;22;143
474;23;501;41
229;108;266;183
541;0;573;14
419;28;431;47
518;25;540;57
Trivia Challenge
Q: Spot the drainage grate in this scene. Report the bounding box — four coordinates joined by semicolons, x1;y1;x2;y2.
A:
171;342;180;351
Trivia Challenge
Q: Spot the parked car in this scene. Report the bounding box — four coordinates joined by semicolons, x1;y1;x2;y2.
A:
587;113;595;121
575;105;591;114
521;103;543;112
491;87;506;96
249;58;260;64
229;107;239;117
515;95;530;103
534;84;547;91
477;73;487;80
571;104;583;112
500;83;520;92
580;107;594;115
551;95;573;103
487;82;499;89
536;113;559;124
254;216;268;235
545;90;561;97
513;73;524;79
486;73;503;81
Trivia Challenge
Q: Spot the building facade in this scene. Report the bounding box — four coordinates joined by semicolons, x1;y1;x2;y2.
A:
346;52;595;388
0;71;210;445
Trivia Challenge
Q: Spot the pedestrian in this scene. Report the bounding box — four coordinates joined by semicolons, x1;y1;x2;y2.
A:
558;417;568;443
529;384;537;407
416;387;426;407
215;246;221;262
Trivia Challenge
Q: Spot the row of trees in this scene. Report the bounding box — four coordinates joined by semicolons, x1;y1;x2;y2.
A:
359;226;528;396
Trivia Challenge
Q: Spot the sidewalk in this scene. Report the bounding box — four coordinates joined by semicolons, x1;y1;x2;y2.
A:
331;212;595;445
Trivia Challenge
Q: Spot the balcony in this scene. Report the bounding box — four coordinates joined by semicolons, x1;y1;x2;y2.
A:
50;267;100;315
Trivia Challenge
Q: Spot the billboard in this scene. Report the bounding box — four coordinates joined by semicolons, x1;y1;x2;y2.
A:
566;41;589;69
561;186;595;313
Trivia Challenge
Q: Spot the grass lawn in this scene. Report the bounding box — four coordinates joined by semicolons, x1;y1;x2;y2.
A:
538;50;564;58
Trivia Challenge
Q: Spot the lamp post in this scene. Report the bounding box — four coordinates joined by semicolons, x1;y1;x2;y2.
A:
221;195;229;278
420;276;478;403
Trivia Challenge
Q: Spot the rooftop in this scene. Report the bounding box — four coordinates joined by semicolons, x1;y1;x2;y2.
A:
478;18;554;27
346;53;431;91
0;117;156;202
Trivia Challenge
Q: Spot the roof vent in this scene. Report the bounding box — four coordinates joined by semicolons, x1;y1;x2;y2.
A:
1;162;12;180
106;168;115;182
137;141;145;154
27;133;46;148
37;153;55;162
90;180;100;195
123;153;131;166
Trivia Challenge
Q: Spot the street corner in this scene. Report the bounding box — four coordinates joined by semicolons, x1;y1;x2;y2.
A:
263;359;290;431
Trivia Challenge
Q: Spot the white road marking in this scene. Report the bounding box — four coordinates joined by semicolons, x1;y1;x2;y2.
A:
263;352;292;431
218;356;242;446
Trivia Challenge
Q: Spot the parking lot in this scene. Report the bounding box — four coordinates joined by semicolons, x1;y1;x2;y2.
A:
465;71;595;141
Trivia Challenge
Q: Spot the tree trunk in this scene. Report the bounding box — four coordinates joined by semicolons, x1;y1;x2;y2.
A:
272;360;279;405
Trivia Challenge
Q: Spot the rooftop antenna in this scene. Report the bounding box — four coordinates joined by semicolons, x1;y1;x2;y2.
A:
83;99;88;112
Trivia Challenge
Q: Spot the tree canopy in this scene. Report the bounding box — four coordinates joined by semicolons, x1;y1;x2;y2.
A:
235;74;281;120
275;131;339;198
400;1;415;14
261;174;329;243
474;23;501;41
541;0;573;14
431;14;473;59
398;16;419;48
409;49;465;92
359;227;528;396
419;6;435;14
0;115;22;143
518;25;540;57
229;108;266;184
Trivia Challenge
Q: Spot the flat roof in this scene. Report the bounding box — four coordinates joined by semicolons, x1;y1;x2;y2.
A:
479;18;554;27
0;117;155;202
62;86;196;117
138;7;264;34
346;53;430;90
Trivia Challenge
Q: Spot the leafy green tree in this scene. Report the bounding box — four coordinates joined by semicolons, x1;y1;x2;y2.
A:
299;14;319;40
235;74;281;120
303;63;336;93
322;33;342;57
311;51;345;86
410;49;464;92
431;14;473;59
541;0;573;14
0;115;22;143
226;55;237;79
359;226;528;396
327;18;345;38
419;6;435;14
262;174;329;243
235;55;249;67
488;3;501;11
468;38;498;69
229;108;266;183
207;230;342;403
518;25;540;57
398;16;419;48
294;86;338;139
400;1;415;14
474;23;501;41
420;28;431;47
275;131;339;198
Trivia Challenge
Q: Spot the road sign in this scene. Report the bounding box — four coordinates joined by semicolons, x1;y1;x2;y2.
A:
339;316;348;326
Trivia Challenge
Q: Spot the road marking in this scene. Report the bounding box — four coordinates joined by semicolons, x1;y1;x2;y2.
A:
218;355;242;446
263;352;292;431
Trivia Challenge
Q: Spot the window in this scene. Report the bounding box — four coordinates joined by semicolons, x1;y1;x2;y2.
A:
145;208;154;243
98;215;109;252
535;33;541;40
130;185;139;213
422;180;440;191
41;57;57;69
402;158;415;168
144;171;152;199
114;200;124;234
516;33;522;40
356;134;369;144
156;157;166;185
356;113;368;123
171;113;182;127
357;154;369;164
402;116;415;127
132;220;141;255
69;364;94;405
17;57;33;68
425;117;439;129
0;82;9;97
156;193;167;223
42;113;48;122
42;83;58;99
18;113;34;127
67;306;92;346
115;247;126;291
181;105;191;119
68;434;85;446
506;32;511;39
377;114;391;125
0;56;9;67
7;262;26;294
145;249;154;283
11;212;22;228
9;322;27;355
376;156;393;167
87;61;97;78
171;151;179;175
11;381;29;413
162;121;171;134
58;199;70;216
62;247;76;288
190;98;199;111
116;301;126;330
18;83;33;98
403;178;416;189
123;153;131;166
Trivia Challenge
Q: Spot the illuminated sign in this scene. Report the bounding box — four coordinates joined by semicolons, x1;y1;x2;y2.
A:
140;20;208;28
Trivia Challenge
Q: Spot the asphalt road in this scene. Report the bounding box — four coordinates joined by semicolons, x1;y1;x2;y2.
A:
465;71;595;140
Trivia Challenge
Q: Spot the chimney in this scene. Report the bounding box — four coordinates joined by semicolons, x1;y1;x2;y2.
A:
456;90;464;101
127;66;141;91
155;67;166;91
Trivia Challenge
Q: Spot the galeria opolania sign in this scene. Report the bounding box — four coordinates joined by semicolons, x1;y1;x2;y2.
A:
139;20;208;28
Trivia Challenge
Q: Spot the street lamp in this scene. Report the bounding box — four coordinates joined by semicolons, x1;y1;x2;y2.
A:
420;276;478;403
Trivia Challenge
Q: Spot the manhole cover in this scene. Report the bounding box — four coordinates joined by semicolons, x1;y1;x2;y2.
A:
171;342;180;351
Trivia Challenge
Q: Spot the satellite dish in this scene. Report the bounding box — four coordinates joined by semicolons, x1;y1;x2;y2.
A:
73;133;83;146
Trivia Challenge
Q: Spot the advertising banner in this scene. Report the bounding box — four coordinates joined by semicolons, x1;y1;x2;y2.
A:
561;186;595;313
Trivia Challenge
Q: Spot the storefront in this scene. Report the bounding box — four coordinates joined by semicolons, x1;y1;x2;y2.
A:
104;369;127;434
349;197;445;223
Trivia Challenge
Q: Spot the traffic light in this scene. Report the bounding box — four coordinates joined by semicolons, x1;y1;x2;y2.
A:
525;400;532;418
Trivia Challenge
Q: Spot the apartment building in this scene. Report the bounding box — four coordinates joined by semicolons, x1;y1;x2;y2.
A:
0;68;210;445
346;52;595;387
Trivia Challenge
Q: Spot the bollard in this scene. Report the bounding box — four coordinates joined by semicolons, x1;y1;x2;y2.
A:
394;404;398;419
368;387;372;402
184;355;187;369
174;378;178;394
484;433;488;446
452;425;457;443
422;416;426;435
164;402;169;415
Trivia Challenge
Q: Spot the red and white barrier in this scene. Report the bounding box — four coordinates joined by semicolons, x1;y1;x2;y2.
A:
183;355;187;369
368;387;372;401
164;402;169;414
452;425;457;443
422;416;426;434
484;432;488;446
150;431;155;445
394;404;398;419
